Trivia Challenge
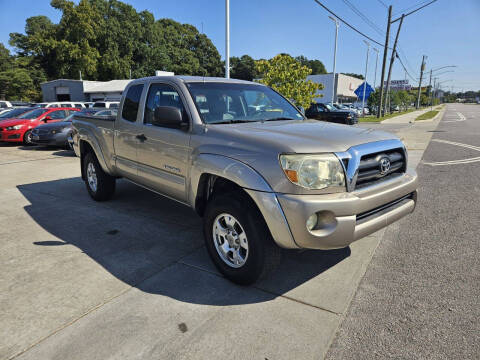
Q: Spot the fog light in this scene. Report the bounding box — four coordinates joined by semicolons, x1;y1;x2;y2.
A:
306;213;318;231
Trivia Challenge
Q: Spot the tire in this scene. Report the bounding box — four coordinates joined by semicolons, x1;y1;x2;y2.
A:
83;151;116;201
203;191;281;285
23;129;33;145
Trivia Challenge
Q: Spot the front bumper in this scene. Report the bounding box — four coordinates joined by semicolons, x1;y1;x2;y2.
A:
0;129;23;142
249;169;418;250
31;133;68;147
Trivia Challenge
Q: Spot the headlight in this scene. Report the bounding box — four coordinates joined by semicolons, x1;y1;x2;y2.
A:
6;125;23;130
51;129;61;134
280;154;345;190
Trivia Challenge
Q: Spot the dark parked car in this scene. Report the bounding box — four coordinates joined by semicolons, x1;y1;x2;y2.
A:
31;108;113;149
0;107;32;121
305;103;358;125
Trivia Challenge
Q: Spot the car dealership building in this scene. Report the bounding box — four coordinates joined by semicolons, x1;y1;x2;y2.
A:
40;79;132;103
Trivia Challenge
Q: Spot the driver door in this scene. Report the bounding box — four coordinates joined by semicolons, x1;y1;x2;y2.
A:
136;82;191;203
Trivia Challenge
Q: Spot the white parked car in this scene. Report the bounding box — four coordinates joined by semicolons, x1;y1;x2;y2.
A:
92;101;120;109
0;101;12;109
36;102;86;108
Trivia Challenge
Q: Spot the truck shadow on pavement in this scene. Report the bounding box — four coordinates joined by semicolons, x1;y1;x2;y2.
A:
17;177;350;306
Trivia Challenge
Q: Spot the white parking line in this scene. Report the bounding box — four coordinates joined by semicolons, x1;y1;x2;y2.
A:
423;139;480;166
443;112;466;123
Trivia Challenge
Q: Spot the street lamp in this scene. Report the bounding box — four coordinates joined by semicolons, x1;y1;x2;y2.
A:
427;65;456;104
329;16;339;105
225;0;230;78
373;48;379;90
361;40;370;117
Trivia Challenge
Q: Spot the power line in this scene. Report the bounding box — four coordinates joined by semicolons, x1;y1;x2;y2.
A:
376;0;389;9
312;0;386;47
391;0;438;23
342;0;384;36
393;0;431;17
340;0;417;83
395;54;418;83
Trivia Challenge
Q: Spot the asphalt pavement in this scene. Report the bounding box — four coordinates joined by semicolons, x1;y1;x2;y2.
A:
1;105;477;359
327;103;480;359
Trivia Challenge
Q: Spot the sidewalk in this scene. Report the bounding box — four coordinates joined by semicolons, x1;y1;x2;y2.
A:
381;108;432;124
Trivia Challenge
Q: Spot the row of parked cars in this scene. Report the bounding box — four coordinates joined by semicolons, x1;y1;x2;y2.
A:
0;100;119;110
0;104;116;147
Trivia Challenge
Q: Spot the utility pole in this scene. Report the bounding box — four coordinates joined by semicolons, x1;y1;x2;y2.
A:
225;0;230;78
428;69;433;109
377;5;392;118
361;40;370;117
416;55;426;108
79;70;82;81
383;14;404;116
329;16;339;105
373;48;379;90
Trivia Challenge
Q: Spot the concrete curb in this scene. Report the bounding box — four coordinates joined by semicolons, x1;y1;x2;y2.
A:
413;106;446;123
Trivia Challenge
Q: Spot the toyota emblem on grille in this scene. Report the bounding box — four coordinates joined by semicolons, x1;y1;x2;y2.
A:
380;157;391;175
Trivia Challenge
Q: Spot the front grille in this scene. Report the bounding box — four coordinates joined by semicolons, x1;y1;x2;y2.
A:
355;149;406;189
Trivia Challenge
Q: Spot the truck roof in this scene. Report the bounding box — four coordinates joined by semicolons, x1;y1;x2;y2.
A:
130;76;263;86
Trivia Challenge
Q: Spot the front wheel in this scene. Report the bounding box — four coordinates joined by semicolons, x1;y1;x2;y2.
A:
23;129;33;145
203;192;281;285
83;152;116;201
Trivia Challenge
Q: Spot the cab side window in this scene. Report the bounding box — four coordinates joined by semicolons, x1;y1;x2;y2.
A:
144;83;186;127
121;84;144;122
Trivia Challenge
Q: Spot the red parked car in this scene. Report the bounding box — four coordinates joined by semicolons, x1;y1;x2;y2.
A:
0;107;79;145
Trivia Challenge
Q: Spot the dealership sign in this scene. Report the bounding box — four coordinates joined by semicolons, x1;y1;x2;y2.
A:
384;79;411;90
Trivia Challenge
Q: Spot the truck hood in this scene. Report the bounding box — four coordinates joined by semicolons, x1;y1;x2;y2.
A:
206;119;398;154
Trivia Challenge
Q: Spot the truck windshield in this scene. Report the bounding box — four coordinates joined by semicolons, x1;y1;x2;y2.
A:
186;82;304;124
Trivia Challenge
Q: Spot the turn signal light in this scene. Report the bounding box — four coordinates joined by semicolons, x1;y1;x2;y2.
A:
284;169;298;183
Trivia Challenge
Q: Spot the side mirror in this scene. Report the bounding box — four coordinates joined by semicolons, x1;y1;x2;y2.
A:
44;116;52;122
152;106;187;129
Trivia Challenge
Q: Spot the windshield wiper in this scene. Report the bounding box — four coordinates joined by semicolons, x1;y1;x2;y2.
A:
210;119;255;124
261;117;296;122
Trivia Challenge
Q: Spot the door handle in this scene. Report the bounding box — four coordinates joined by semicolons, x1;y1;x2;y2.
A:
136;134;147;142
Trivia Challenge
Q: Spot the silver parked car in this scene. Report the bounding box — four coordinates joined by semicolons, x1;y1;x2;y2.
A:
72;76;418;284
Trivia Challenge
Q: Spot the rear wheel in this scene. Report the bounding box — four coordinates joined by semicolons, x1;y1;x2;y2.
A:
83;152;116;201
203;192;281;285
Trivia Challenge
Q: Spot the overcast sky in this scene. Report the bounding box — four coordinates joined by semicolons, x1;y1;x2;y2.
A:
1;0;479;91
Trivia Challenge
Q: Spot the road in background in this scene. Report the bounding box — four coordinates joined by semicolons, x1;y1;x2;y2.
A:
327;104;480;359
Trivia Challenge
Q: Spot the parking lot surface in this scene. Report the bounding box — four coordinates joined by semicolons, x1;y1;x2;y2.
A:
328;104;480;359
1;105;477;359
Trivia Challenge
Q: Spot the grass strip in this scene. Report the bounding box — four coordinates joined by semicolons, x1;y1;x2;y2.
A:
415;110;439;121
359;108;417;123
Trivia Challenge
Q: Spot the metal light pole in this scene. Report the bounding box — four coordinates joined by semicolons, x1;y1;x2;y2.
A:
329;16;339;105
373;48;379;90
225;0;230;78
361;40;370;117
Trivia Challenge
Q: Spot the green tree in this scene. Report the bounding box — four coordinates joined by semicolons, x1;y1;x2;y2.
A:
230;55;257;81
295;56;327;75
9;0;223;81
255;54;323;109
342;73;364;80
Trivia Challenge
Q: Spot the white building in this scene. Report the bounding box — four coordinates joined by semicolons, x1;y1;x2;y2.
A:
41;79;131;102
307;73;364;104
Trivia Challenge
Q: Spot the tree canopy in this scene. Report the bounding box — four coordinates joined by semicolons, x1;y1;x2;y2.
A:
342;73;364;80
256;54;323;109
7;0;223;91
295;56;327;75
